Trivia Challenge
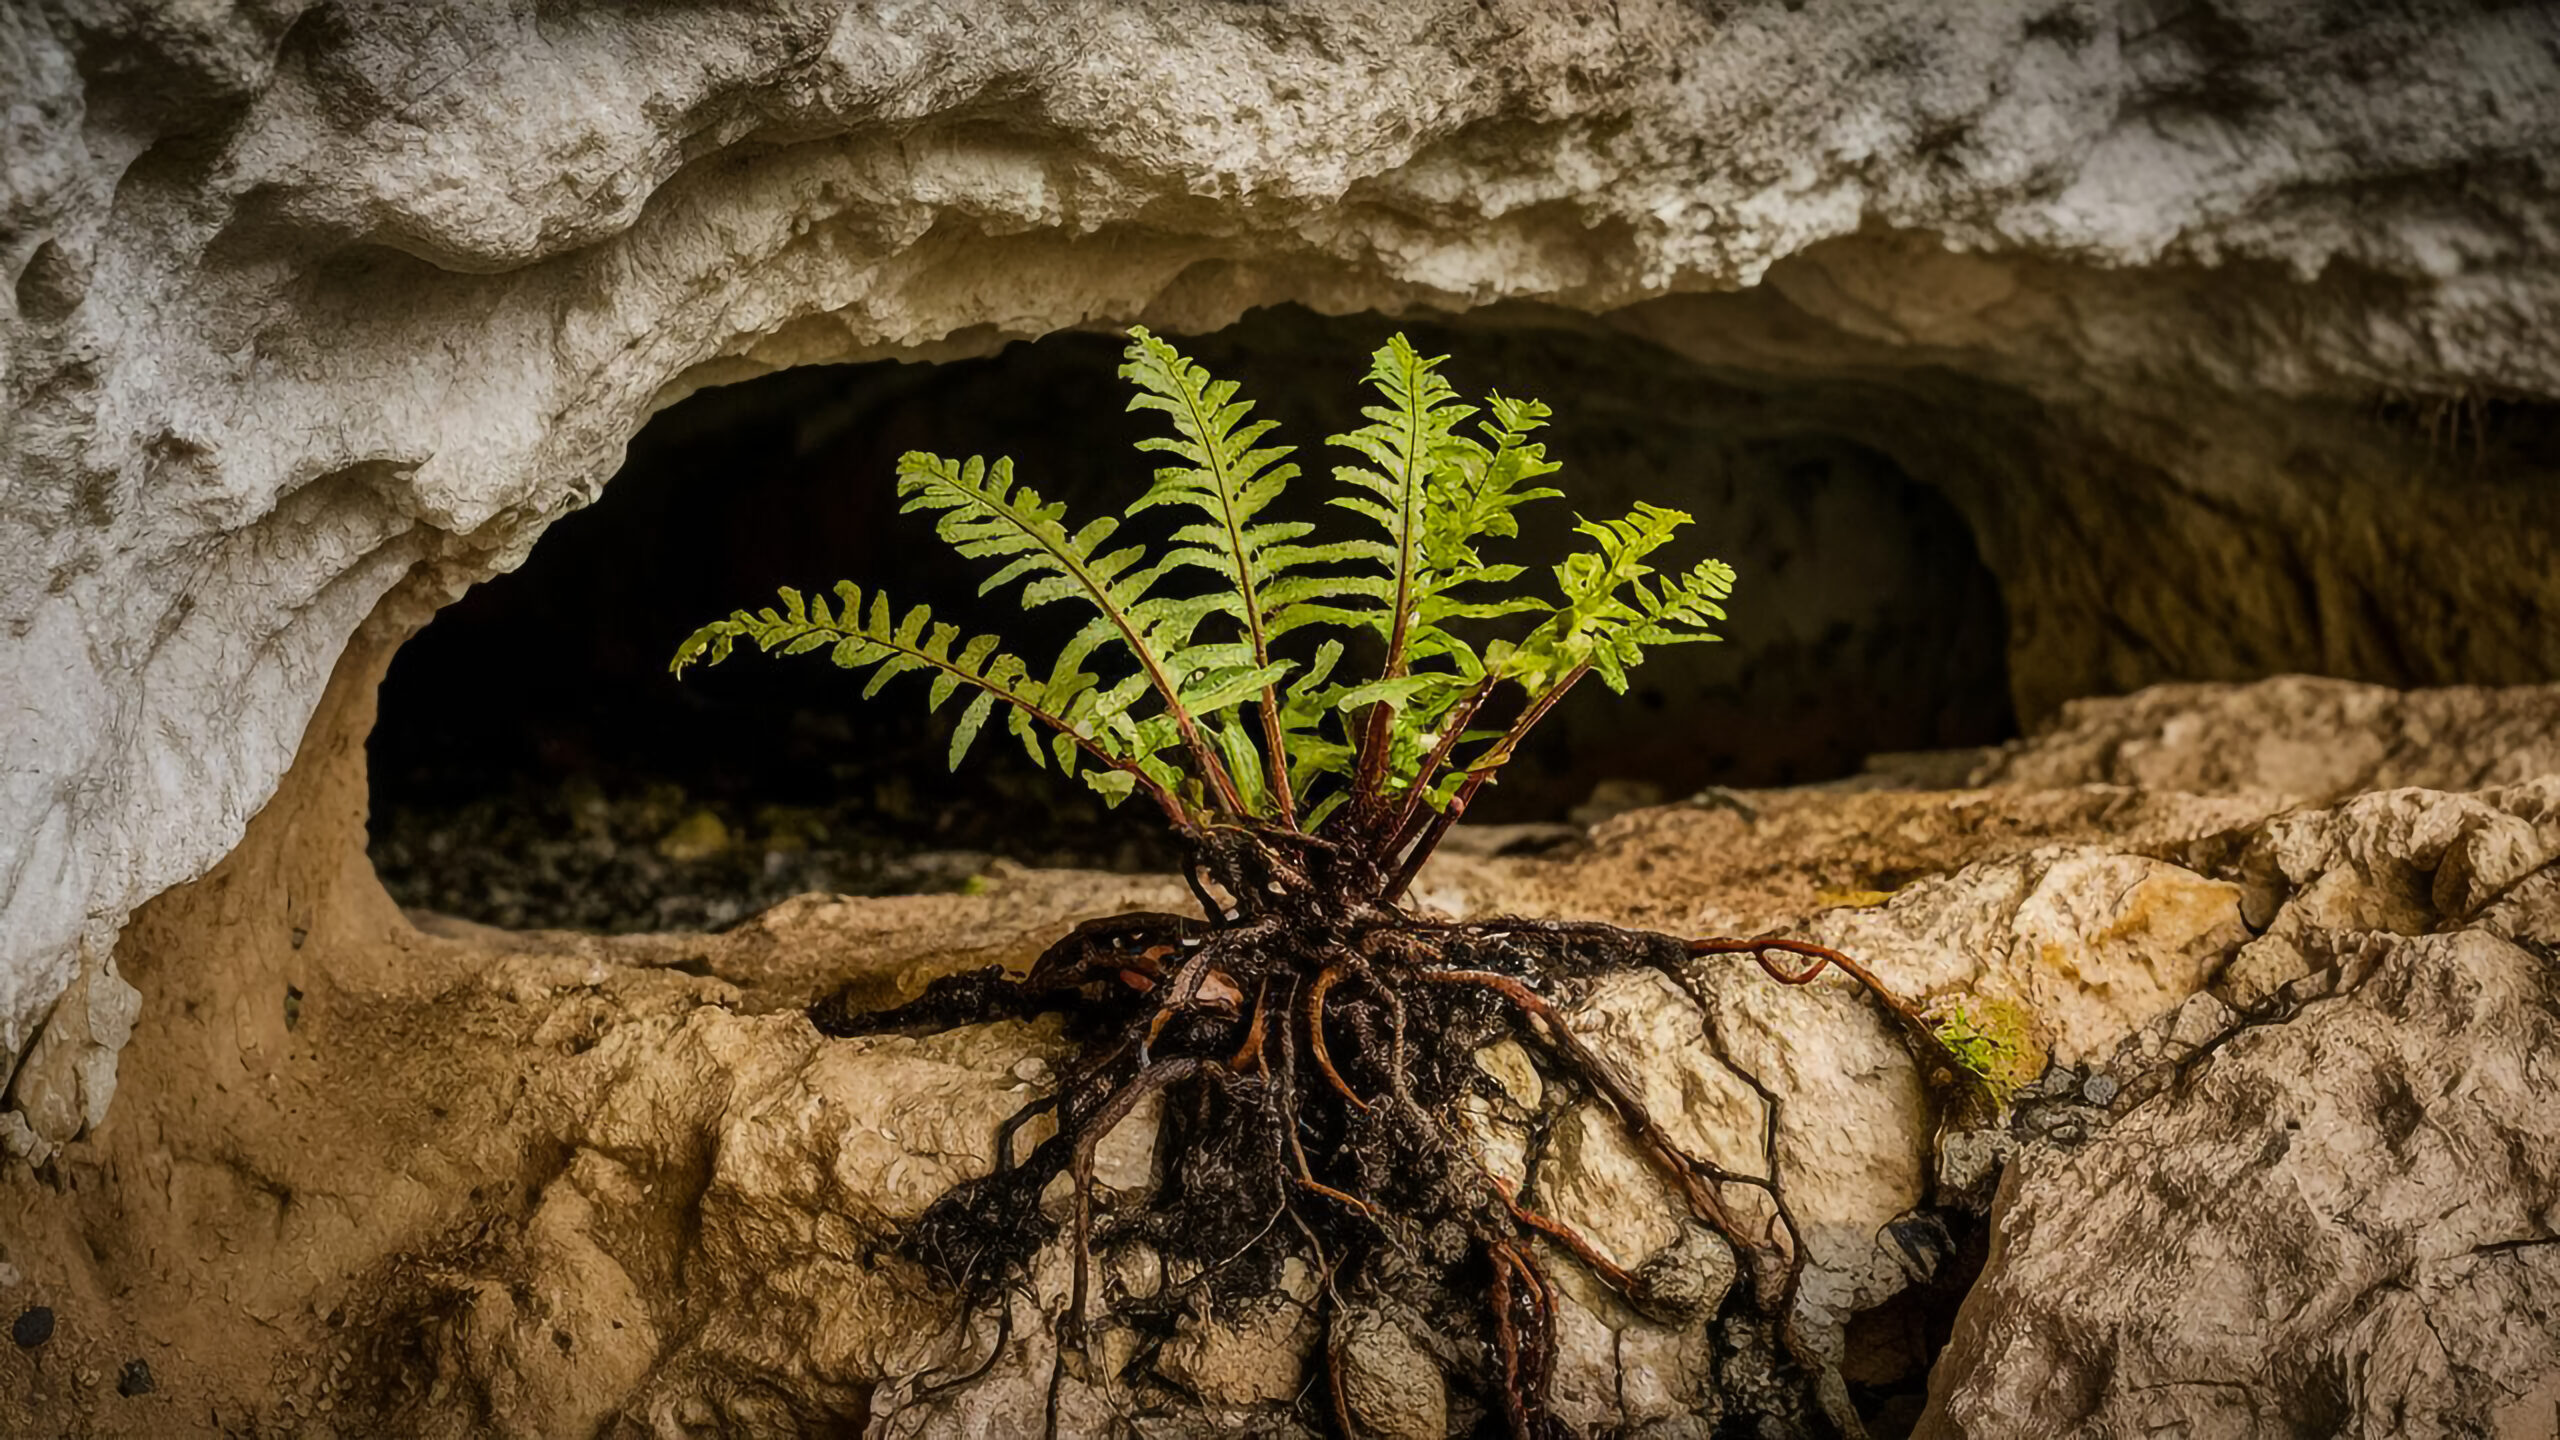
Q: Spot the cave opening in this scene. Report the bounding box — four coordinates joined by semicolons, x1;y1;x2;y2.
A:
366;305;2017;932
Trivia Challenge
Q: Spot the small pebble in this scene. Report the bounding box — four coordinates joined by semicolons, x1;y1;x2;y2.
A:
12;1305;54;1348
117;1359;155;1397
2081;1073;2120;1107
2048;1122;2086;1144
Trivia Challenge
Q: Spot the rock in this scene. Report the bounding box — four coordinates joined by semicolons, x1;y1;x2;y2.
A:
1458;1038;1542;1191
1978;678;2560;801
1920;773;2560;1437
116;1360;154;1397
2221;782;2560;1010
1154;1299;1319;1410
1933;1128;2016;1212
1695;946;1936;1352
1807;847;2249;1065
1631;1224;1740;1324
654;811;732;864
3;944;142;1149
11;1306;52;1348
0;1111;44;1165
1331;1307;1449;1440
11;0;2560;1139
1920;930;2560;1439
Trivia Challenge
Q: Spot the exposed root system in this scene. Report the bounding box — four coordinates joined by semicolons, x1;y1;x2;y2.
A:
810;828;1964;1436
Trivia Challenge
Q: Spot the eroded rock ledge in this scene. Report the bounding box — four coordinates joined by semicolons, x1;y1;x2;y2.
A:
3;654;2554;1436
8;1;2560;1150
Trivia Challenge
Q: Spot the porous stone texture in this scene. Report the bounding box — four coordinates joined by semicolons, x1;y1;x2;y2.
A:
9;0;2560;1147
1918;780;2560;1439
1977;676;2560;803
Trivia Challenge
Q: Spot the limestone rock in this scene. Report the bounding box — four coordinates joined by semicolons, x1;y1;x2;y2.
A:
1332;1306;1450;1440
1806;846;2250;1064
1919;930;2560;1439
1922;777;2560;1435
1154;1293;1322;1410
1;944;141;1154
1978;677;2560;801
2220;781;2560;1010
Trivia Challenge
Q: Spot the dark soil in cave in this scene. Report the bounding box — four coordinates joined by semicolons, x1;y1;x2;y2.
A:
368;732;1180;933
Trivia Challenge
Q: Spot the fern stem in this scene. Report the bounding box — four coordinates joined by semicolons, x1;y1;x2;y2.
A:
1383;664;1588;904
1354;346;1435;805
1382;675;1501;855
1256;691;1299;827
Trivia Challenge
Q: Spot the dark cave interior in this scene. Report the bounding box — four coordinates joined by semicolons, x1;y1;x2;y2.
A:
366;306;2018;930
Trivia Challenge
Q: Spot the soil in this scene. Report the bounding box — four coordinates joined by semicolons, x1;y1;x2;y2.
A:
370;764;1174;933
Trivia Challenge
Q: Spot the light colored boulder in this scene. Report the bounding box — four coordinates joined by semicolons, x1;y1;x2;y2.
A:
2223;781;2560;1009
1978;676;2560;801
1921;929;2560;1440
1805;846;2250;1064
1923;777;2560;1436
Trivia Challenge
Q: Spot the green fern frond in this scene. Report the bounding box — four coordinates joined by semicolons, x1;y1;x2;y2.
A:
1323;348;1578;807
895;450;1251;812
669;581;1181;814
1421;394;1565;590
1119;327;1307;625
1327;336;1477;669
1502;503;1732;696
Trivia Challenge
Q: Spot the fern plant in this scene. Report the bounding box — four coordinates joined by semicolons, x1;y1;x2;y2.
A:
675;329;1735;897
673;331;1947;1436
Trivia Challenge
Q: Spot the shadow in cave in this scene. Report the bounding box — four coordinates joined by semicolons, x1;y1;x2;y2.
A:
366;305;2017;932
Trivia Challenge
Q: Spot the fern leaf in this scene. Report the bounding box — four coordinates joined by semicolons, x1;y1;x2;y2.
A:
897;448;1245;811
1121;327;1330;820
668;582;1186;823
1499;503;1733;695
1326;335;1476;669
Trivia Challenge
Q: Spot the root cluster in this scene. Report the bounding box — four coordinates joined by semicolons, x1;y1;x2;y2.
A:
810;829;1952;1437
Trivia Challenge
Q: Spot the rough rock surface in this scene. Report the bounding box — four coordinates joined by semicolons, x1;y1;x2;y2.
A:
1919;780;2560;1438
1977;676;2560;803
9;0;2560;1145
9;629;2557;1434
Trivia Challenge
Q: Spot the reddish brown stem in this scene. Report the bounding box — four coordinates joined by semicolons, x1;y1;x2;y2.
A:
1383;666;1587;903
1488;1173;1638;1296
1228;980;1270;1073
1066;1058;1203;1344
1291;1173;1377;1218
1381;675;1499;854
1488;1245;1527;1440
1687;935;1953;1060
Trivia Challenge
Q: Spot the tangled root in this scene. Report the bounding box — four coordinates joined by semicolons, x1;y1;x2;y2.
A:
812;830;1964;1437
